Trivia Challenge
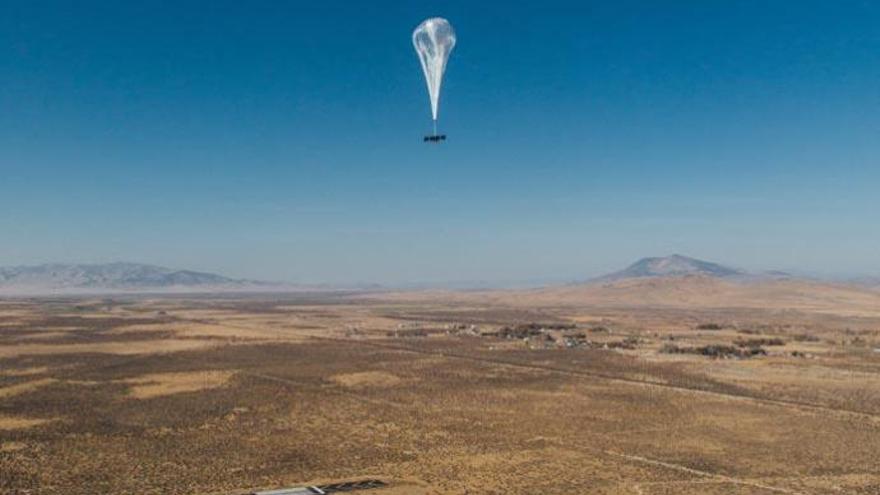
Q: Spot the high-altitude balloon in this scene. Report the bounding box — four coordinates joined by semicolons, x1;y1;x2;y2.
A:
413;18;456;126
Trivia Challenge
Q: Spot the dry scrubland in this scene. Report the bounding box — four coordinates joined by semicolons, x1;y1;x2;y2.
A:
2;279;880;494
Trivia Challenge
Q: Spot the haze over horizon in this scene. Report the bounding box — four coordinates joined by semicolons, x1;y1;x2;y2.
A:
2;1;879;285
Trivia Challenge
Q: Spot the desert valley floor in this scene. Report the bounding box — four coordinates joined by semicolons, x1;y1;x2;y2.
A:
2;280;880;494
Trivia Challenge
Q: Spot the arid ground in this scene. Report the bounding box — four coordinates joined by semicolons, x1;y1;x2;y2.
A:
2;280;880;494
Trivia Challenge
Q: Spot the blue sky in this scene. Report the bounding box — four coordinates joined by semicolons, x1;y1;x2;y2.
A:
1;1;878;284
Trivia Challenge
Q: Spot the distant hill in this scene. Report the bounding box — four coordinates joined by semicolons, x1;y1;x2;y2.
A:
596;255;745;281
365;254;880;315
376;261;880;316
0;263;276;294
852;277;880;289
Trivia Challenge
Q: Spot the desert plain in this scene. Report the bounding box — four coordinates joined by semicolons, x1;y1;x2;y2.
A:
2;277;880;494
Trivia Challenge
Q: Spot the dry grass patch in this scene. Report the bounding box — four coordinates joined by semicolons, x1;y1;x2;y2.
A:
14;331;72;341
0;338;217;359
0;441;28;452
111;321;308;341
330;371;403;388
0;415;56;430
124;370;236;399
0;366;50;377
0;378;57;399
0;310;32;319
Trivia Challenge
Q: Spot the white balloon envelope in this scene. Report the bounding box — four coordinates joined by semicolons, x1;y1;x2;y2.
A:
413;17;456;138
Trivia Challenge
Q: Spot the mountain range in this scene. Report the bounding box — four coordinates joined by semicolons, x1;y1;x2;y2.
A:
0;256;874;295
0;263;271;294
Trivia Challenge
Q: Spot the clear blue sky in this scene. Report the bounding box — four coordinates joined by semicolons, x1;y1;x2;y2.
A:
1;1;878;284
